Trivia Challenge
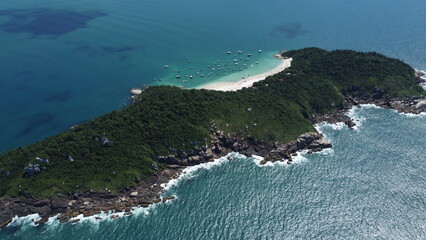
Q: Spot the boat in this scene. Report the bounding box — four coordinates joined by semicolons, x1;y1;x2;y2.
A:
247;54;252;57
164;65;168;68
238;51;243;54
176;75;181;79
258;50;262;53
227;51;231;54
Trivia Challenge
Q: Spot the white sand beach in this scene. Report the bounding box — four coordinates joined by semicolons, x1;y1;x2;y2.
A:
198;57;292;91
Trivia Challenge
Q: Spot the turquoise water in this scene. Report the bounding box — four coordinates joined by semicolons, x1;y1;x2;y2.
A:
1;0;426;151
1;0;426;238
1;106;425;239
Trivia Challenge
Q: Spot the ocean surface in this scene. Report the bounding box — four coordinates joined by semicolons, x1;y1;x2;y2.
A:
1;0;426;151
1;0;426;239
1;106;426;239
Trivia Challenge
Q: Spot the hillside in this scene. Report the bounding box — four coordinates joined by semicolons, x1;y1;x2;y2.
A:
0;48;423;199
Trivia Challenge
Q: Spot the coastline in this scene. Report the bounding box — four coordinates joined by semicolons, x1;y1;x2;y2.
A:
197;56;292;91
1;50;426;229
415;69;426;89
0;129;332;228
2;95;424;229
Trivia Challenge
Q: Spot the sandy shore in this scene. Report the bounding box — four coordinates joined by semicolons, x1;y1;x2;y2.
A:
198;56;292;91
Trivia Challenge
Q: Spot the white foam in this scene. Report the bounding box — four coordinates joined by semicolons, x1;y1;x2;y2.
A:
252;155;283;167
393;109;426;118
2;154;242;229
357;103;381;109
252;148;333;168
346;106;368;131
415;69;426;89
6;213;41;228
161;152;241;191
314;147;335;156
314;122;346;131
314;104;381;133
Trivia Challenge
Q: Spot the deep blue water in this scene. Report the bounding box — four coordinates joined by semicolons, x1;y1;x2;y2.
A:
1;106;425;239
1;0;426;238
1;0;426;151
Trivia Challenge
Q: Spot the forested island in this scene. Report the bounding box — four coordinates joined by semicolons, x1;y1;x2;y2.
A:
0;48;425;227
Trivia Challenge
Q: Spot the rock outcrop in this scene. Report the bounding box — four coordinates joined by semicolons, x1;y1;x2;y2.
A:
312;94;426;128
261;132;332;164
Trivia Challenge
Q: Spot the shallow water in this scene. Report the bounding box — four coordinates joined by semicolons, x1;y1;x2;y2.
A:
1;0;426;151
1;106;425;239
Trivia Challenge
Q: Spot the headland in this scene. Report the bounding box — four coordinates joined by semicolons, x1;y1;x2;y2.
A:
1;48;425;228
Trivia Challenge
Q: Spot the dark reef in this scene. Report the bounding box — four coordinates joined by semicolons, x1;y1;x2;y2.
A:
0;8;107;36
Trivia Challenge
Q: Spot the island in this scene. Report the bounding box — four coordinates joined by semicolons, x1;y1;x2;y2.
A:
0;48;425;228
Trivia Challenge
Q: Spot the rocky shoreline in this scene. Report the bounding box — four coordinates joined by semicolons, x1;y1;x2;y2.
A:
1;89;425;229
0;128;334;228
312;94;426;129
415;69;426;87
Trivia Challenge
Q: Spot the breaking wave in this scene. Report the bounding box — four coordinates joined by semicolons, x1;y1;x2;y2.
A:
4;153;242;229
160;152;242;191
253;147;334;168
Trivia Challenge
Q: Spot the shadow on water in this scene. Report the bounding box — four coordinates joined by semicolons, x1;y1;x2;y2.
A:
72;44;138;60
101;46;137;54
15;112;55;137
17;70;35;76
0;8;107;36
45;91;74;103
270;22;310;39
73;44;92;52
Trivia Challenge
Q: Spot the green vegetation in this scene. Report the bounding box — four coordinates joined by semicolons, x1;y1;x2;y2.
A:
0;48;423;198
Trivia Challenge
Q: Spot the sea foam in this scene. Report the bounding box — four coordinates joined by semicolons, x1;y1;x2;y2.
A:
252;152;308;167
252;147;334;168
161;152;242;191
7;213;41;228
394;110;426;118
3;153;242;229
